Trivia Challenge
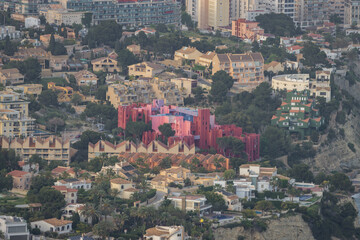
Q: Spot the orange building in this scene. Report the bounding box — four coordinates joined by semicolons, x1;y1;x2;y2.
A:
232;19;264;41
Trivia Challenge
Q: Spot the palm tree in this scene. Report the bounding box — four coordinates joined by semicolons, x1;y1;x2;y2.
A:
138;179;150;193
98;199;114;221
73;167;80;178
81;203;100;225
80;172;91;180
109;188;120;200
112;213;128;231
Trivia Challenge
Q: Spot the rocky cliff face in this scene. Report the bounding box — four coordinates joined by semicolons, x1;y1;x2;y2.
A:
213;215;315;240
303;110;360;173
301;75;360;173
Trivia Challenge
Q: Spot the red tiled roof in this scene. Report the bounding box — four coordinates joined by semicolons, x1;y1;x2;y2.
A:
7;170;30;178
52;186;78;192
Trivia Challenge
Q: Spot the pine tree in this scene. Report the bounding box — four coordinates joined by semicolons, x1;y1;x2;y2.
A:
4;36;14;56
48;33;56;54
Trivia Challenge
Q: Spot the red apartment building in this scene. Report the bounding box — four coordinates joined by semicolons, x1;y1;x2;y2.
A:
118;100;260;161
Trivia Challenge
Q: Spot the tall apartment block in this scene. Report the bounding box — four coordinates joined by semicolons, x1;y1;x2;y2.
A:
187;0;230;29
0;91;35;138
59;0;181;27
1;0;37;15
347;0;360;25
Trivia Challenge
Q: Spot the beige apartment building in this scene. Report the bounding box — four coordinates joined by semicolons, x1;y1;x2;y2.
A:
88;140;195;160
0;91;35;138
189;0;230;29
91;57;121;73
73;70;98;86
128;62;165;78
150;78;183;106
0;68;24;86
208;0;230;29
212;53;265;86
107;81;155;108
174;47;202;62
107;79;183;108
272;74;310;91
44;9;84;25
271;71;331;102
1;136;71;165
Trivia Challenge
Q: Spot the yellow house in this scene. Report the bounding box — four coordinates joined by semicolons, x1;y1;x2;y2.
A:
91;57;121;73
174;47;203;62
128;62;165;78
110;178;138;199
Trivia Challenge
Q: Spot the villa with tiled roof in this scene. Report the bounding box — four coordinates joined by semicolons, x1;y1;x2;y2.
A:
271;89;324;139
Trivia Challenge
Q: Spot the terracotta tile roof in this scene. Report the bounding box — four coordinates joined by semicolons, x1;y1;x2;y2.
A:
271;115;278;120
123;187;139;192
18;161;26;167
176;47;199;54
239;164;260;168
281;102;288;106
52;186;78;192
287;45;303;51
145;227;170;237
7;170;30;178
43;218;72;227
301;118;310;123
110;178;132;184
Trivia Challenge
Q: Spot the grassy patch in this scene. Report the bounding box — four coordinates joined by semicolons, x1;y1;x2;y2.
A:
0;195;27;207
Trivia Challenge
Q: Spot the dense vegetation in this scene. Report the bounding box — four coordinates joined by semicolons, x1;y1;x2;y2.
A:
255;13;301;37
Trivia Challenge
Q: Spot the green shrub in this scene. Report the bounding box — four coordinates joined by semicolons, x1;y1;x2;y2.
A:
348;142;356;153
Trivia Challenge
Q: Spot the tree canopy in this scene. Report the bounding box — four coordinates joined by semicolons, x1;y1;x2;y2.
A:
210;70;234;103
301;42;328;67
256;13;299;37
85;20;122;48
3;58;41;83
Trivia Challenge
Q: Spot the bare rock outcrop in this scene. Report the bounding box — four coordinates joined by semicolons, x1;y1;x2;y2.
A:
213;215;314;240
